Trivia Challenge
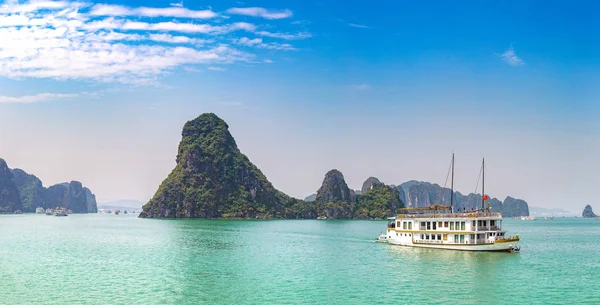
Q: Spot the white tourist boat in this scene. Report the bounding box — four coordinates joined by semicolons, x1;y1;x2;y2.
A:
379;155;520;252
36;207;45;214
54;207;68;217
520;216;537;221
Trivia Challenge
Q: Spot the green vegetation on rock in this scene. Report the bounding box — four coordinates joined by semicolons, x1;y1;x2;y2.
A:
140;113;308;219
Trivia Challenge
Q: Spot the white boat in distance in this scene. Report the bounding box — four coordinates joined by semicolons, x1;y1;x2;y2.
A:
521;216;537;220
380;155;520;252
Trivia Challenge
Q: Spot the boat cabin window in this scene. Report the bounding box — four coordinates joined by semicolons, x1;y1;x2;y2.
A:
472;220;476;228
461;222;465;230
427;222;431;230
460;235;465;243
408;222;412;230
403;222;407;230
437;234;442;240
454;235;459;243
450;222;455;230
444;221;449;228
433;222;437;230
490;220;496;226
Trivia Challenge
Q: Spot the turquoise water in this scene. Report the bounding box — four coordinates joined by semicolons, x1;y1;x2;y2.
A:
1;215;599;304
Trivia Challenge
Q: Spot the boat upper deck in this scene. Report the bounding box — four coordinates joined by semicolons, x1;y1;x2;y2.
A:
394;205;502;219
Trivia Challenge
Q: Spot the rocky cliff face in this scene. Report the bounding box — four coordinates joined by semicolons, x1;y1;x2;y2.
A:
397;181;529;216
501;196;530;217
314;169;356;219
361;177;383;194
84;188;98;213
582;205;596;218
140;113;306;219
0;159;22;213
354;177;403;219
0;159;98;213
10;168;45;212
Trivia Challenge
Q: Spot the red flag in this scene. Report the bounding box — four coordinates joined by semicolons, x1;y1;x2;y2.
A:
482;195;489;200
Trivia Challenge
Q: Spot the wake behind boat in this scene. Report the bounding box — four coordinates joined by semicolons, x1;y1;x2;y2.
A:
379;155;520;252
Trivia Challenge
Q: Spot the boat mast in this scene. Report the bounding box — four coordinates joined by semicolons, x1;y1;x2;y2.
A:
481;158;485;211
451;153;454;213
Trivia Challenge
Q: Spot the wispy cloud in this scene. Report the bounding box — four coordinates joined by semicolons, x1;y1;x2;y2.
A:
501;46;524;66
89;4;217;19
169;1;184;8
0;93;79;104
0;1;307;84
227;7;292;19
235;37;296;51
207;66;226;71
263;59;274;64
255;31;311;40
347;23;371;29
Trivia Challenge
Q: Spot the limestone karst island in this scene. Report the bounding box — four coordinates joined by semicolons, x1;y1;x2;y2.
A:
139;113;531;219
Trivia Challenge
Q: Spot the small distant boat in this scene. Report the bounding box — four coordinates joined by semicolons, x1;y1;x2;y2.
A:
14;210;22;214
375;232;388;243
595;216;600;220
520;216;537;221
123;210;128;214
36;207;45;214
54;207;68;217
544;215;554;220
45;208;54;215
106;209;113;214
317;215;327;220
114;210;121;215
66;209;72;214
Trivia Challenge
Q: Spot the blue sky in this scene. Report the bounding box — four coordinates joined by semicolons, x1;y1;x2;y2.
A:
0;0;599;213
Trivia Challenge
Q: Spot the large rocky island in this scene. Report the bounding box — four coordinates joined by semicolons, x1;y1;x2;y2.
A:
140;113;530;219
0;158;97;213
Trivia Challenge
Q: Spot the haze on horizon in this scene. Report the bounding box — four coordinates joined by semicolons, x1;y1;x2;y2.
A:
0;0;598;213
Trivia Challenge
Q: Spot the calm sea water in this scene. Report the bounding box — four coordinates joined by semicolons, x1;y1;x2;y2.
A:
0;214;599;304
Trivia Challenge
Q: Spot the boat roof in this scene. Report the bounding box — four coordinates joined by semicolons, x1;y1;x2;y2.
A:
397;204;452;214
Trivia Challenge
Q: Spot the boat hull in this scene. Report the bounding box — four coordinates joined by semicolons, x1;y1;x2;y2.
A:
387;239;519;252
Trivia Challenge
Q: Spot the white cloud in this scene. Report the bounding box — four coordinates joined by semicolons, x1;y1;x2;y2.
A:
263;59;274;63
0;93;79;103
255;31;311;40
236;37;262;46
89;4;217;19
235;37;295;51
348;23;371;29
169;1;184;8
207;66;225;71
227;7;292;19
501;46;524;66
0;1;308;84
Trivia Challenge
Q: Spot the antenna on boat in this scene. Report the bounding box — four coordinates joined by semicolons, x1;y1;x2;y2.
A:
451;153;454;213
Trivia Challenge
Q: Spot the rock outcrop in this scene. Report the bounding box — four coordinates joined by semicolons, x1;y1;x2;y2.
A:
354;177;403;219
582;205;597;218
10;168;45;212
0;158;98;213
397;181;530;216
140;113;308;219
314;170;356;218
501;196;530;217
0;159;22;213
361;177;383;194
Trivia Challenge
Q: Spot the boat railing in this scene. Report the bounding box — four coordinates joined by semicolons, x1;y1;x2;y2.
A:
418;240;443;244
396;212;502;219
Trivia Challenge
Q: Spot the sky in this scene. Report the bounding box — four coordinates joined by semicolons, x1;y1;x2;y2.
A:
0;0;599;213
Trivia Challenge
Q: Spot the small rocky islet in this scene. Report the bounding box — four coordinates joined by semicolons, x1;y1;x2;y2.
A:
0;158;97;214
582;205;596;218
139;113;531;219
